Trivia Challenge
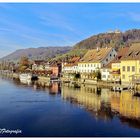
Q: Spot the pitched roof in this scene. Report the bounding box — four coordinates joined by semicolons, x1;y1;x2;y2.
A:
69;56;80;63
111;47;129;63
121;43;140;60
79;47;113;63
64;63;77;67
101;61;112;69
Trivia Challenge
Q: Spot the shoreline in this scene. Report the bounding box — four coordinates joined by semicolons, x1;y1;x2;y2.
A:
0;70;139;92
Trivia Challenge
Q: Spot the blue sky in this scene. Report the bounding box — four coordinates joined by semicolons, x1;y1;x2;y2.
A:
0;3;140;57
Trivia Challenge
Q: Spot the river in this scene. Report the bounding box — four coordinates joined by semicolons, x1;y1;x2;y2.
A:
0;77;140;137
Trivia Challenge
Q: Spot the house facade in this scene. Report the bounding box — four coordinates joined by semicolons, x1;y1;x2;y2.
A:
120;43;140;85
111;47;129;83
78;47;117;79
62;57;80;74
101;63;111;81
32;60;50;71
50;63;62;77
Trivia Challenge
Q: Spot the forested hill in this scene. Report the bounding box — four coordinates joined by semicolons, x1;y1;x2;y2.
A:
73;29;140;50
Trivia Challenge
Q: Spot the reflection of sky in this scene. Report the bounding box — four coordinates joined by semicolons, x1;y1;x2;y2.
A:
0;78;140;136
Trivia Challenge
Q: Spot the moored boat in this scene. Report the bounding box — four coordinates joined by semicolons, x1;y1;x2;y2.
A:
19;73;32;84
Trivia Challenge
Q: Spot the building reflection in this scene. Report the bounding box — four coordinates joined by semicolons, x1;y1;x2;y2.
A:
111;91;140;119
49;82;61;95
61;85;114;121
9;77;140;129
62;85;140;128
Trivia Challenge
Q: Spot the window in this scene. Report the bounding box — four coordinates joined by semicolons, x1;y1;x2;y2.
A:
106;58;108;62
91;64;92;67
102;75;106;78
127;66;130;72
128;52;133;56
132;66;135;72
122;74;125;79
122;66;125;71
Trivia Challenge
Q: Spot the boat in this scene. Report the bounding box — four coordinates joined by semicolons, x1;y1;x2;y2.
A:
19;73;32;84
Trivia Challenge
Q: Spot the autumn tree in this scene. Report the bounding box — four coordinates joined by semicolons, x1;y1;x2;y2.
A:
19;56;29;72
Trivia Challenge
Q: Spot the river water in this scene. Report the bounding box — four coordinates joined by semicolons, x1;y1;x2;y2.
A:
0;77;140;137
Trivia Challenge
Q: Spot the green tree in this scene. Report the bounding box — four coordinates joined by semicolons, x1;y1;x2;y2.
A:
95;70;101;81
74;73;81;81
91;70;101;81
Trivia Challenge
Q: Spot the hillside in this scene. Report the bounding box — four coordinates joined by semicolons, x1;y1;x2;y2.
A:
0;46;72;62
73;29;140;50
52;29;140;62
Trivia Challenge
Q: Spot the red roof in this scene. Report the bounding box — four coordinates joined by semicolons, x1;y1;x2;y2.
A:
110;47;129;63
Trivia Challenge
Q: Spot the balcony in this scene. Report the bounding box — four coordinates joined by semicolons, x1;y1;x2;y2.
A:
110;69;120;75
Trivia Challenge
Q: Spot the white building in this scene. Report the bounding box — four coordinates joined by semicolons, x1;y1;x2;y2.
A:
78;47;117;74
62;63;78;74
101;67;111;81
32;61;50;71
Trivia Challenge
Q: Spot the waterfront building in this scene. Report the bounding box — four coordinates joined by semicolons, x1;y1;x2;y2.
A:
78;47;117;79
32;60;50;71
120;43;140;85
101;63;112;81
62;56;80;79
62;63;78;74
62;56;80;74
50;63;61;77
111;47;129;83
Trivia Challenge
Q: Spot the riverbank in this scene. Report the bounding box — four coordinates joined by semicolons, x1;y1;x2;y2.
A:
0;70;139;92
60;77;129;91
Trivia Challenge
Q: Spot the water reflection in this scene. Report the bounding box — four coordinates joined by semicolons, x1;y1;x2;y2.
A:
61;84;140;128
111;92;140;119
10;79;140;126
1;76;140;136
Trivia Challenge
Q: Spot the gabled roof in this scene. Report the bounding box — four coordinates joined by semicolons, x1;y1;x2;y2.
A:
101;61;112;69
111;47;129;63
79;47;113;63
121;43;140;60
64;63;77;67
69;56;80;63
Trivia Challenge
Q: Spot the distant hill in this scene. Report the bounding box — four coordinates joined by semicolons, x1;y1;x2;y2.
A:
73;29;140;50
0;46;72;62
